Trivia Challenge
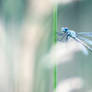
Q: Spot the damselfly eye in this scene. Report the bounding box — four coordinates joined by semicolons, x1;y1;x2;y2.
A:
62;27;68;32
64;27;68;31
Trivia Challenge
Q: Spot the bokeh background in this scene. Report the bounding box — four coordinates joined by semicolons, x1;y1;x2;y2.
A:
0;0;92;92
0;0;54;92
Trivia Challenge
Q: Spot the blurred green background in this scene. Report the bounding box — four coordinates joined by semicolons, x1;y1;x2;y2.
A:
0;0;92;92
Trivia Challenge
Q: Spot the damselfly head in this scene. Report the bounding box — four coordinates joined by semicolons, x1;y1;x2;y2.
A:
62;27;68;33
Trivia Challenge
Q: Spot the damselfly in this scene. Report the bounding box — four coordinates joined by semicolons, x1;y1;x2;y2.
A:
57;27;92;54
